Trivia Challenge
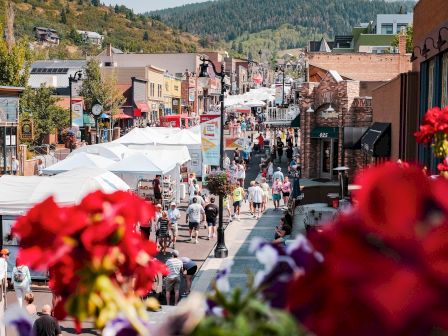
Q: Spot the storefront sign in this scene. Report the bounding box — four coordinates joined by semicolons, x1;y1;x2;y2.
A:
20;118;33;141
201;114;221;166
189;88;196;102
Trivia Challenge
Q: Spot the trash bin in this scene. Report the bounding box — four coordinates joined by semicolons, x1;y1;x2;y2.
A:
327;193;339;208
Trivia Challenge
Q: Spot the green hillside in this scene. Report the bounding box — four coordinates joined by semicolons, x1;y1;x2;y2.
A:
0;0;200;59
152;0;414;57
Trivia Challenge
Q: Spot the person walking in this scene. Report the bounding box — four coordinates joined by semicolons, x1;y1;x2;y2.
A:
153;175;162;204
168;202;181;249
11;156;19;175
186;197;205;244
180;256;197;296
282;176;292;207
272;178;283;211
237;163;246;187
267;161;274;182
223;154;230;170
24;293;38;320
32;305;62;336
252;182;264;219
0;249;8;296
164;250;183;306
12;258;31;307
37;159;45;176
273;167;285;182
204;197;219;239
156;211;171;255
260;177;270;213
232;182;245;220
277;139;284;163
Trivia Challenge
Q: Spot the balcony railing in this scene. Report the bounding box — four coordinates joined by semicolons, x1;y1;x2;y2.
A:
265;106;299;123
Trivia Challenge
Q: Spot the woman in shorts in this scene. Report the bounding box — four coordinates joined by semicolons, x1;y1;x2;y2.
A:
272;178;282;210
180;256;197;295
157;211;171;255
260;177;270;213
282;176;292;207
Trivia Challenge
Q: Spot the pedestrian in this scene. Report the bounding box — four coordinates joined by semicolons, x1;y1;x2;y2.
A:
233;148;240;162
272;178;283;210
11;156;19;175
153;175;162;204
156;211;171;255
282;176;292;207
139;209;152;241
277;139;284;163
168;202;181;249
286;145;293;163
273;225;292;246
229;160;238;183
204;197;219;239
223;195;232;222
273;167;285;182
260;177;270;213
189;179;200;198
252;181;264;219
153;204;162;239
189;190;205;207
232;181;245;220
236;121;242;138
237;163;246;187
180;256;197;296
223;154;230;170
257;133;264;153
267;161;274;182
37;159;45;176
270;144;277;163
164;250;183;306
0;249;8;294
32;305;62;336
24;293;38;320
241;119;247;137
247;181;256;215
186;197;205;244
12;257;31;307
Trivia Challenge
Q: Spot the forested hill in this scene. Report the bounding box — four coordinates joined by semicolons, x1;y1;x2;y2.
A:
151;0;415;43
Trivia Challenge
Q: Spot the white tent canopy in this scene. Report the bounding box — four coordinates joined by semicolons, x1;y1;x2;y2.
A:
142;127;181;138
128;146;191;165
245;99;267;107
43;153;115;174
113;127;158;145
67;143;130;161
0;167;130;215
108;152;176;175
157;128;201;147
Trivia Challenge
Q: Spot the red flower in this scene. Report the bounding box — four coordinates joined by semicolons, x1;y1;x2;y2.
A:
415;107;448;144
14;198;88;270
288;163;448;336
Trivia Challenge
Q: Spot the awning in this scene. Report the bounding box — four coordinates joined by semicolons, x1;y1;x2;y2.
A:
310;127;339;139
361;122;391;157
113;112;132;120
135;101;149;112
291;115;300;128
343;127;367;149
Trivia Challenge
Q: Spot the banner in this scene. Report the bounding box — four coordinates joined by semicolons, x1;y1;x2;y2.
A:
72;99;84;127
189;88;196;102
225;137;251;151
201;114;221;166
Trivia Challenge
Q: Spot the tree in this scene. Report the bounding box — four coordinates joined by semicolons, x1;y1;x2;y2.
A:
20;86;70;144
391;25;413;53
91;0;100;6
79;59;125;116
143;31;149;41
60;8;67;24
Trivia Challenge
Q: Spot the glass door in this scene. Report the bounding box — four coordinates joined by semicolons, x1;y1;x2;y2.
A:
320;139;332;179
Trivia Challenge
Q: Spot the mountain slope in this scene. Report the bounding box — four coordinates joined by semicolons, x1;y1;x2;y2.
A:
152;0;415;42
0;0;199;58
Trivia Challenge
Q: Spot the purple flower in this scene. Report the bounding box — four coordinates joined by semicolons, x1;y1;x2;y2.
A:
103;315;153;336
215;260;234;293
4;304;33;336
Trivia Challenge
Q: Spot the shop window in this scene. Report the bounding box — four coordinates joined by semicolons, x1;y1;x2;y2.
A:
442;53;448;108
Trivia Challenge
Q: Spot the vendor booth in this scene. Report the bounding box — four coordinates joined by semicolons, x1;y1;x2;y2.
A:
0;168;130;279
160;114;196;128
68;142;130;161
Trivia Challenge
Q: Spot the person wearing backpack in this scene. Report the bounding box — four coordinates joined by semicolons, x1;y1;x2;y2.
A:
12;258;31;307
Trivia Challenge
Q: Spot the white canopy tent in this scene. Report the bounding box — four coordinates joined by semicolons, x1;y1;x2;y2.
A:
113;127;158;145
43;153;115;175
128;146;191;165
157;128;201;147
0;167;130;215
67;143;130;161
245;99;267;107
142;127;181;138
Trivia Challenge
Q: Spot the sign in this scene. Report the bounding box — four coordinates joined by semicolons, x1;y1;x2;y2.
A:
72;99;84;127
225;137;251;151
19;118;33;141
201;114;221;166
189;88;195;102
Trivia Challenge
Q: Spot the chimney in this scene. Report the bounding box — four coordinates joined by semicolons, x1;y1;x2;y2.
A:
107;43;112;57
398;31;406;55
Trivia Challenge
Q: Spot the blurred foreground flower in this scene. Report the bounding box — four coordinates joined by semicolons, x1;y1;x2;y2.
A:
12;191;167;333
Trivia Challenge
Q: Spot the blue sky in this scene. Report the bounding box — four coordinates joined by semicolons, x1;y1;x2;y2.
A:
102;0;210;13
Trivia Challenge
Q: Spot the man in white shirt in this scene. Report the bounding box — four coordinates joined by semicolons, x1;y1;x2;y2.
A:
167;202;181;249
223;154;230;170
247;181;256;215
252;182;264;219
0;249;9;297
186;197;205;244
11;156;19;175
165;250;183;305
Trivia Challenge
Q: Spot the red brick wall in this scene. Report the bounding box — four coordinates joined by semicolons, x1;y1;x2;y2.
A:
308;53;412;82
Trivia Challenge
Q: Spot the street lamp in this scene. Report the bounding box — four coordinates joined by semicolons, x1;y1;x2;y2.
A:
198;56;228;258
69;70;83;152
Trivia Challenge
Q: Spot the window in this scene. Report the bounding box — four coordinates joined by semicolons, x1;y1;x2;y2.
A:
381;24;393;35
158;84;162;98
442;53;448;108
150;83;155;97
428;59;435;108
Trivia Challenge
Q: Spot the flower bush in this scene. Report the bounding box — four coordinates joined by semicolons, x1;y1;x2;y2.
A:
204;170;233;196
12;191;167;333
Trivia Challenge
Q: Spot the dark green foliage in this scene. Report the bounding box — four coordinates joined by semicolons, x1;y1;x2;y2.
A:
60;8;67;24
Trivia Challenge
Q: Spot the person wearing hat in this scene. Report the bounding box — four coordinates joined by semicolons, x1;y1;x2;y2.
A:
164;250;183;305
168;202;181;249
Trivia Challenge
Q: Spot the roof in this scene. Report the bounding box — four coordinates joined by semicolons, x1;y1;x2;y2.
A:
309;40;335;52
354;34;395;50
31;60;87;69
0;86;25;93
328;70;344;83
77;30;103;39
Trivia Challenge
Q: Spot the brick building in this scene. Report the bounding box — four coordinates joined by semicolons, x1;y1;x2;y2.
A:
299;71;373;180
411;0;448;171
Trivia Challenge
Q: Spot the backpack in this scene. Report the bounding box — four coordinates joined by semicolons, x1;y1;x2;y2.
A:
14;267;25;283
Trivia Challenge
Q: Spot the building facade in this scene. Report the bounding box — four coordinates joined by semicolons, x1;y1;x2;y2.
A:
412;0;448;171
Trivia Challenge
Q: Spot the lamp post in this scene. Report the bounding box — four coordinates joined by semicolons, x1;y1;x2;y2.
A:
69;70;83;152
276;65;286;106
198;57;228;258
92;103;103;144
